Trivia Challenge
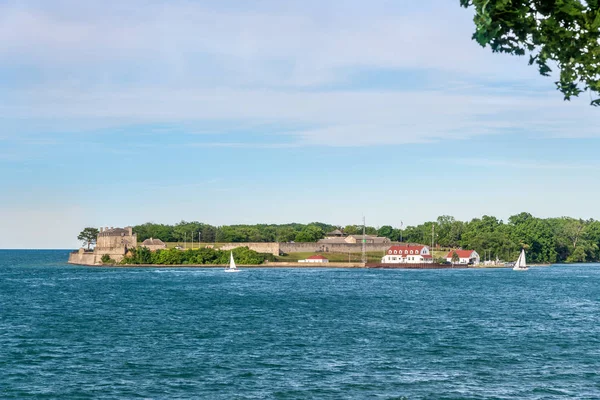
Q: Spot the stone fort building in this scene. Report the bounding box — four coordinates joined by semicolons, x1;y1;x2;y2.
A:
69;226;137;265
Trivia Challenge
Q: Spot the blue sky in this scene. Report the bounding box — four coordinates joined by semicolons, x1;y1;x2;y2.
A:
1;0;599;248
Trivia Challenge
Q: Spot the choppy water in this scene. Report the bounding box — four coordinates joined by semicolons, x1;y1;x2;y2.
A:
1;250;599;399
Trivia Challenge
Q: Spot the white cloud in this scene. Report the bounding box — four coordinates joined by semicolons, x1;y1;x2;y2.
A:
452;158;600;171
0;0;595;149
0;0;538;84
1;85;596;146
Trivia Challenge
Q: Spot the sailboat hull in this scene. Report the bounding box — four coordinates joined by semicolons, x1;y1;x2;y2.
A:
224;269;241;273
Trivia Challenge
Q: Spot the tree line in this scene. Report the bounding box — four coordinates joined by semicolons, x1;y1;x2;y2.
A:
121;246;275;265
393;213;600;264
130;212;600;263
133;222;340;244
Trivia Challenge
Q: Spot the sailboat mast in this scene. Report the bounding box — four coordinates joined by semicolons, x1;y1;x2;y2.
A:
362;216;366;264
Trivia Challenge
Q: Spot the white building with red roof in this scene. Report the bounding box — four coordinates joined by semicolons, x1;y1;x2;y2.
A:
299;255;329;263
381;245;433;264
445;249;480;265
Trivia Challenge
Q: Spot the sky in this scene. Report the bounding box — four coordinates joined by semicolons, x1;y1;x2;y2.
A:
1;0;599;248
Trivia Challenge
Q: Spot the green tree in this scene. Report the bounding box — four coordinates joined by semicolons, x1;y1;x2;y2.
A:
378;225;395;239
277;226;297;242
461;0;600;105
77;227;99;250
295;225;325;242
403;225;425;244
343;225;361;235
508;213;558;263
451;251;460;265
365;226;378;235
100;254;113;264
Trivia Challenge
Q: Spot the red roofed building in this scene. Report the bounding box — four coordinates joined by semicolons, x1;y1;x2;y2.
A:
445;249;480;265
381;245;433;264
299;254;329;263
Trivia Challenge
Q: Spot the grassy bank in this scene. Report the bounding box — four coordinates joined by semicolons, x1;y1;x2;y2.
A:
165;242;228;249
276;251;386;263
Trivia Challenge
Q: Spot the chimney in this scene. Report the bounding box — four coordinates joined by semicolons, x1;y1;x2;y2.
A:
100;227;103;233
127;226;133;236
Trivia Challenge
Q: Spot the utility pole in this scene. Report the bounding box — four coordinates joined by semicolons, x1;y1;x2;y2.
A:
184;232;187;250
361;216;366;264
191;231;193;250
400;221;403;243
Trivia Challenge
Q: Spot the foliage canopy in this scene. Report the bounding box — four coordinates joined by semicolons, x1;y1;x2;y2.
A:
451;251;460;264
461;0;600;105
127;213;600;264
121;246;276;265
77;227;99;250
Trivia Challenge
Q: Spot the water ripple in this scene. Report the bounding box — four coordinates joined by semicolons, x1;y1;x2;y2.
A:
1;251;600;399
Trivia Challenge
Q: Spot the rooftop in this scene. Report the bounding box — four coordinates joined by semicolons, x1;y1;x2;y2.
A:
98;227;133;237
142;238;166;246
446;249;477;258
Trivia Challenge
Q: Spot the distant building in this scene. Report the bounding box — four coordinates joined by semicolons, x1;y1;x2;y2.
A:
69;226;137;265
381;245;433;264
299;255;329;263
141;237;167;251
325;229;345;238
445;250;480;265
318;234;390;245
317;238;348;244
344;235;390;244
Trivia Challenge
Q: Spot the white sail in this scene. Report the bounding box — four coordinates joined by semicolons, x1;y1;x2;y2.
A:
229;252;237;270
513;249;528;271
520;250;527;268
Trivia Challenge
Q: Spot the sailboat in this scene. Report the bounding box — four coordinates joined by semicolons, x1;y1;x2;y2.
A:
224;251;240;273
513;249;528;271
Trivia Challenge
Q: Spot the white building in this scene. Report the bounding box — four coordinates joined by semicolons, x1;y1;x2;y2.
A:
445;250;480;265
299;255;329;263
381;245;433;264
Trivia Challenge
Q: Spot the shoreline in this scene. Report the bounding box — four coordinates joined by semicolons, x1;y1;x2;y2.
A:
73;261;365;268
72;262;475;269
69;261;556;269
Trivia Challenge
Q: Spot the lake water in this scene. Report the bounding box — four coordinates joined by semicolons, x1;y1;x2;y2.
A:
1;250;599;399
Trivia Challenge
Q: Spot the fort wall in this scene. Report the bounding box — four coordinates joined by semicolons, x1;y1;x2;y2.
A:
68;250;98;265
68;247;128;265
280;242;395;254
220;242;280;255
217;242;397;256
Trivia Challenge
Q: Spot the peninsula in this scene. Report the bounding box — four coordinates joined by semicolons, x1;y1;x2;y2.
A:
69;212;600;267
